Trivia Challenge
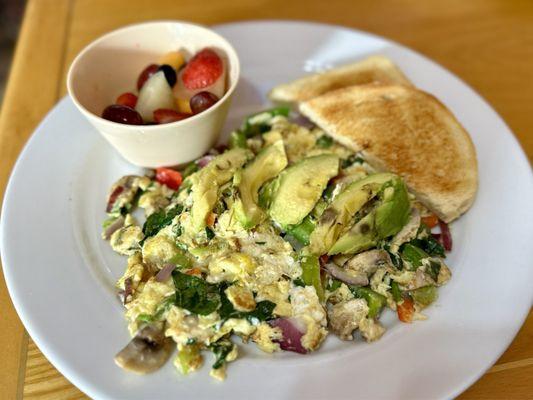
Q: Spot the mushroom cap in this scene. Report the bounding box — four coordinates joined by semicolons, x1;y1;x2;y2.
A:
114;324;174;374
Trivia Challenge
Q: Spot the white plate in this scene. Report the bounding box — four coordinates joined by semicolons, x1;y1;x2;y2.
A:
2;20;533;400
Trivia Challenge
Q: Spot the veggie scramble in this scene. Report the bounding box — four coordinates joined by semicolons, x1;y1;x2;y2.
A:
103;107;452;380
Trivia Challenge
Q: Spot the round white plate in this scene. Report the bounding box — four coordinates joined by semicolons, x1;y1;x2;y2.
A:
2;20;533;400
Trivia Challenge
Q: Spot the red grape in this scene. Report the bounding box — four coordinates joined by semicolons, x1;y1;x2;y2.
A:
137;64;159;90
190;91;219;114
116;92;138;108
102;105;143;125
153;109;191;124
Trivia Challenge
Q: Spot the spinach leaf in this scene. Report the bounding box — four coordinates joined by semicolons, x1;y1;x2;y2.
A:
172;271;221;315
208;339;235;369
316;135;333;148
293;278;306;287
410;236;445;258
218;289;275;323
143;204;183;238
242;107;290;137
427;260;442;281
205;227;215;240
341;154;364;169
181;162;199;179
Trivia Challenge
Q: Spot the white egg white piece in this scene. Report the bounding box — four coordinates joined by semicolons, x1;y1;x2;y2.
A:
135;71;177;122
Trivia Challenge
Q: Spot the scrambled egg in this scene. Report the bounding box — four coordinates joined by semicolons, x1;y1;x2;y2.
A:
105;112;453;381
125;278;174;335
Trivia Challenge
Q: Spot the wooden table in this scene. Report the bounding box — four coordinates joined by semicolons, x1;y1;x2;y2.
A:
1;0;532;398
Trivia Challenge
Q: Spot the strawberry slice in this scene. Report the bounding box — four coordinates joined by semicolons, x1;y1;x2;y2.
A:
181;49;223;90
153;109;191;124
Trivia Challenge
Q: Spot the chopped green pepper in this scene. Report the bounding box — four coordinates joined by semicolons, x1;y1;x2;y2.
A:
169;248;192;269
390;281;403;303
401;243;429;270
287;216;316;246
350;286;387;318
177;344;202;375
300;253;324;301
410;285;438;307
229;130;247;149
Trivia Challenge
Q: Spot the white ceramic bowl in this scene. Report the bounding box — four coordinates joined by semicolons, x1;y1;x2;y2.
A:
67;21;240;168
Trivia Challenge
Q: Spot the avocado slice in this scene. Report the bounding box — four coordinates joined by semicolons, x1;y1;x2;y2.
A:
268;154;339;227
308;173;394;255
375;178;410;238
190;148;251;233
233;140;288;229
328;177;411;255
328;211;377;255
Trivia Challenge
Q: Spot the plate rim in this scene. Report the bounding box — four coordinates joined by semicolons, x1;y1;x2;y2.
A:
2;19;532;400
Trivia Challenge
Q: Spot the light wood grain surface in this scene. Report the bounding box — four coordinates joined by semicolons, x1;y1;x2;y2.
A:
0;0;532;399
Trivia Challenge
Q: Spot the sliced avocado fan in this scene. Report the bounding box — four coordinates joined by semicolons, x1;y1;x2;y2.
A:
326;176;411;255
268;154;339;227
234;140;288;229
308;173;395;255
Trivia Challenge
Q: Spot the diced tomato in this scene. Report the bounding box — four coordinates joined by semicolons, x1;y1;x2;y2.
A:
185;267;202;277
206;212;216;227
155;167;182;190
115;92;138;108
397;297;415;323
319;254;330;266
421;214;439;229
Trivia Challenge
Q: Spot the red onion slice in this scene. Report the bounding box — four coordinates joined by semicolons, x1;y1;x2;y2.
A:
196;155;215;168
438;220;453;251
103;215;125;240
118;278;133;305
290;114;315;129
269;317;307;354
323;262;369;286
155;264;176;282
106;185;124;212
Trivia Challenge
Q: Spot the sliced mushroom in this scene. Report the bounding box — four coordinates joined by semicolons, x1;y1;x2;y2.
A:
344;249;393;277
324;262;369;286
325;250;393;286
114;324;174;374
328;299;369;340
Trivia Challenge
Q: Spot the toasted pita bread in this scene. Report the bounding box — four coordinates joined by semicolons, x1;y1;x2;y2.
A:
299;84;478;222
269;56;411;105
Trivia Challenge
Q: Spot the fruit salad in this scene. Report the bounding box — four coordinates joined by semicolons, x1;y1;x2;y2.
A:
103;108;453;380
102;48;227;125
